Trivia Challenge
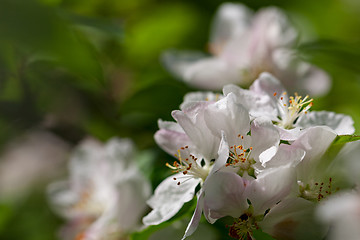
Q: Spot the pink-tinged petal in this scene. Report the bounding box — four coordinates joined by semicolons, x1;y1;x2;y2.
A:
260;197;318;240
203;171;248;223
154;127;192;158
250;117;280;165
204;93;250;147
181;191;205;240
297;111;355;135
172;103;220;160
209;3;252;55
246;165;295;215
162;50;240;90
143;173;200;226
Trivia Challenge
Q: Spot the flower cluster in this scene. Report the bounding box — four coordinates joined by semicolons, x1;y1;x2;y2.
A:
143;72;355;239
45;3;360;240
139;3;360;240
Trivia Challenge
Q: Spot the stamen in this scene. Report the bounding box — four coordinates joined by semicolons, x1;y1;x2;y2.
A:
166;146;210;182
274;91;314;129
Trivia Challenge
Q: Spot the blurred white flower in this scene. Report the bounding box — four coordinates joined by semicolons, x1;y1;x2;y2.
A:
163;3;331;96
0;130;70;201
48;137;151;240
317;190;360;240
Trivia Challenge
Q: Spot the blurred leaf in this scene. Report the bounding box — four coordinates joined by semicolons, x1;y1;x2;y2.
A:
124;3;200;65
120;80;188;126
0;0;104;91
0;204;12;232
62;12;123;38
298;40;360;74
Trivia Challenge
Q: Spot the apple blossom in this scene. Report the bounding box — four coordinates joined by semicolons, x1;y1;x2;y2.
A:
144;92;282;239
163;3;330;96
47;137;151;240
224;72;354;140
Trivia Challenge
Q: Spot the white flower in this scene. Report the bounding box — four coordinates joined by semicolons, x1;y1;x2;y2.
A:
224;72;354;140
47;137;151;240
145;93;281;239
163;3;330;96
259;126;340;239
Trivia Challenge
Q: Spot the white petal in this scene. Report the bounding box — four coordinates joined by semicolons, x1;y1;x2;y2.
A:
209;132;229;175
203;171;248;222
182;191;205;240
143;173;200;226
250;7;296;49
209;3;252;55
297;111;355;135
246;165;295;215
180;91;223;111
263;143;305;169
223;83;277;120
204;93;250;147
172;103;220;160
162;50;240;90
47;180;78;219
250;117;280;164
260;197;317;240
272;48;331;96
293;126;336;161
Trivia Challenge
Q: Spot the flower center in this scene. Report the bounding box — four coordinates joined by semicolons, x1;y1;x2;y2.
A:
225;134;255;177
166;146;210;184
227;213;259;240
298;177;337;202
273;92;313;129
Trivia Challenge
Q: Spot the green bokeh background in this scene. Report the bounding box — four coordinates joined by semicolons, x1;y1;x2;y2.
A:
0;0;359;239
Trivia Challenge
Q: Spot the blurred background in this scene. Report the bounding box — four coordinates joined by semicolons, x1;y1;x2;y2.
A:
0;0;359;239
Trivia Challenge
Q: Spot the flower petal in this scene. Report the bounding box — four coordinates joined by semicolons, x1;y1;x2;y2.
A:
181;191;205;240
172;103;220;160
203;171;248;223
143;173;200;226
209;3;252;55
297;111;355;135
246;165;295;215
162;50;240;90
250;117;280;165
204;93;251;147
154;120;193;157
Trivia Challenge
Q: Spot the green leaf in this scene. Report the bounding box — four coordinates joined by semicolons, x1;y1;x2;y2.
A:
332;135;360;145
